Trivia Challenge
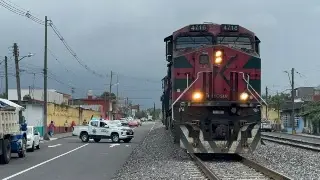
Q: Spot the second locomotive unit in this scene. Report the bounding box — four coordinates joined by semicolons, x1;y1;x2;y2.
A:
161;23;266;154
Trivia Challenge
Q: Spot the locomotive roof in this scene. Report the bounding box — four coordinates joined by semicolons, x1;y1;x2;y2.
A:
171;23;256;39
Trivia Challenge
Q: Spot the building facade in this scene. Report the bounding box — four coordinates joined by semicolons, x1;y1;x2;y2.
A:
8;89;70;105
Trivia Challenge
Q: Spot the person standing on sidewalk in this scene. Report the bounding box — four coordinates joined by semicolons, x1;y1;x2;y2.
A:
64;120;68;132
71;120;76;132
48;121;55;137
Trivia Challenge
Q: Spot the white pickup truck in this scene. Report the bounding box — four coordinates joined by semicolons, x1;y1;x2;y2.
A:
261;121;272;132
73;120;134;143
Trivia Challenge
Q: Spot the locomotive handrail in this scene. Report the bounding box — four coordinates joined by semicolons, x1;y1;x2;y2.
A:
171;71;212;122
239;72;267;106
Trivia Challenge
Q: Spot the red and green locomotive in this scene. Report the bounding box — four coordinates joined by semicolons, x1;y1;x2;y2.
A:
161;23;266;154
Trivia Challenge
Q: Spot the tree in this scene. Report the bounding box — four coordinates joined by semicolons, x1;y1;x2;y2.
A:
23;94;31;101
100;92;116;100
300;101;320;134
146;108;161;119
263;93;290;122
0;93;6;98
135;110;147;119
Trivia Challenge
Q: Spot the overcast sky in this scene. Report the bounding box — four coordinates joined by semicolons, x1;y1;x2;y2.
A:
0;0;319;108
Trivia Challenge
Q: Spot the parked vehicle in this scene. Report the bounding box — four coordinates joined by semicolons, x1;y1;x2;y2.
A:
261;121;272;132
73;120;134;143
128;120;139;127
0;98;27;164
26;126;41;152
136;119;142;126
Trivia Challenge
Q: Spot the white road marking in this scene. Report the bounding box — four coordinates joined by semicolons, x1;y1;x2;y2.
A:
48;144;62;148
125;145;130;147
110;144;120;148
2;143;89;180
141;122;156;145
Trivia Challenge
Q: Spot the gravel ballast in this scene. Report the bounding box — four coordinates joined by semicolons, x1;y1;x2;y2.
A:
243;140;320;180
112;122;206;180
113;122;320;180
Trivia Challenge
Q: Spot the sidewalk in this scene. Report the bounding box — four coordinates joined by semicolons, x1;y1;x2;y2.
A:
40;132;73;141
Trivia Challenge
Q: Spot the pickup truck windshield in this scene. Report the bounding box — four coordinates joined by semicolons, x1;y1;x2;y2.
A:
175;36;213;49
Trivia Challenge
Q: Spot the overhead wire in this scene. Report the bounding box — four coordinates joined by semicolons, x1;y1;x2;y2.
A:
0;0;162;87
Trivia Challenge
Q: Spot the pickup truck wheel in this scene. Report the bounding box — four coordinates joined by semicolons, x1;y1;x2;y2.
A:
0;139;11;164
123;138;132;143
111;133;120;143
80;132;89;142
36;143;40;149
18;139;26;158
93;138;101;142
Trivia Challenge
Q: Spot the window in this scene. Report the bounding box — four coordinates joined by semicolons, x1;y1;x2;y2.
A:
199;55;209;64
217;36;253;50
90;121;98;127
175;36;213;49
100;121;107;127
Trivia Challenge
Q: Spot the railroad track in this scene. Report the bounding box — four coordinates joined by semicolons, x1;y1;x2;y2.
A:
261;134;320;151
189;153;292;180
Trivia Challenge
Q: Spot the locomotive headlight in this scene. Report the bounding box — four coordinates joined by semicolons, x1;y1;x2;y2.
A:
215;50;222;57
215;57;223;64
240;92;249;101
214;50;223;64
192;91;203;101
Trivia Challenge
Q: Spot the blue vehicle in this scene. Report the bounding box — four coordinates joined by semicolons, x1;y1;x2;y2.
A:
0;98;27;164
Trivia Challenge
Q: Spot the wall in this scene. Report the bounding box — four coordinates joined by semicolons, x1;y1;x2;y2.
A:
261;105;279;122
21;103;100;136
47;103;100;132
23;104;44;136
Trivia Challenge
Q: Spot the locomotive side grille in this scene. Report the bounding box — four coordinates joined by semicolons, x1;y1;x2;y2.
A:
230;71;239;101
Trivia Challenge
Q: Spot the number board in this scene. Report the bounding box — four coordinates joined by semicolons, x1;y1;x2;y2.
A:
221;24;239;32
189;24;208;32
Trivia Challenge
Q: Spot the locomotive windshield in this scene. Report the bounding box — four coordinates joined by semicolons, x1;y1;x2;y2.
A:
175;36;213;49
217;36;253;50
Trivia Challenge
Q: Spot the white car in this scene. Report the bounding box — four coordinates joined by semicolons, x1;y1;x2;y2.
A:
26;126;40;151
74;120;134;143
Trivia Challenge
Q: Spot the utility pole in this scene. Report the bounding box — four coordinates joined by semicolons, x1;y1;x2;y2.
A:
109;71;113;120
116;75;119;102
291;68;295;134
43;16;50;140
4;56;8;99
13;43;23;124
153;102;156;120
265;86;268;120
71;87;75;105
276;91;280;121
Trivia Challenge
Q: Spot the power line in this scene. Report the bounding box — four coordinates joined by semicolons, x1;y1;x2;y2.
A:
47;48;77;76
0;0;105;78
0;0;162;84
0;0;45;25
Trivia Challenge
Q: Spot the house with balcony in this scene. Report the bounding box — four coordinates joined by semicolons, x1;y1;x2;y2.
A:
280;86;316;133
71;90;122;120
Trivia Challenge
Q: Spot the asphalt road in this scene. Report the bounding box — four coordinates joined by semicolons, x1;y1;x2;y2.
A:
0;122;155;180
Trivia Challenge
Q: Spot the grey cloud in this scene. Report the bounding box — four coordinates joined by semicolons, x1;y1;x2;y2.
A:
1;0;320;107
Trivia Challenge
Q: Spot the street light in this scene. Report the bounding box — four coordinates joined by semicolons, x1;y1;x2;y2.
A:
19;53;34;61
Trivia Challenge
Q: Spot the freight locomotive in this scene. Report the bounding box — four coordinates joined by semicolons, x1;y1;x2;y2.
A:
161;23;266;154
